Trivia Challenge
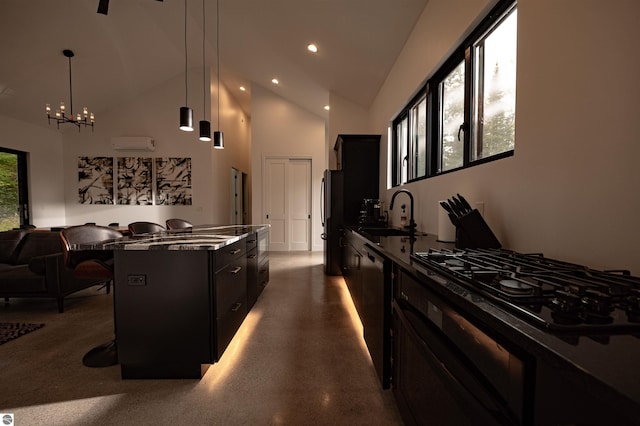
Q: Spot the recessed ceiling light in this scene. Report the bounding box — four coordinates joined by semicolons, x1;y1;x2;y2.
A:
324;105;330;111
271;78;279;85
307;43;318;53
239;86;246;92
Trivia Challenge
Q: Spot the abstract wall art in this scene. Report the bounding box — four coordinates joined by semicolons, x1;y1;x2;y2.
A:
78;156;114;204
117;157;153;205
155;157;192;205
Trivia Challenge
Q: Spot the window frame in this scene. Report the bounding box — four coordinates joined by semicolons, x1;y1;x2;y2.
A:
391;0;516;186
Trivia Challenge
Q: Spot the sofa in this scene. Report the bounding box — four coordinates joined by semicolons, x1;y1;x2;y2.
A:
0;229;110;313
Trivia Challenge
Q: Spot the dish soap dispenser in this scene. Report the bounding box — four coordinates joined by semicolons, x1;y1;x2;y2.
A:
400;204;407;228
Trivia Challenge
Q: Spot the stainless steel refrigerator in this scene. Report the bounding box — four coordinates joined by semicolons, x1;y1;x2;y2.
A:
321;169;343;275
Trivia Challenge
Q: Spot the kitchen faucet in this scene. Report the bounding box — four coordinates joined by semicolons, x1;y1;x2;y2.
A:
390;189;416;241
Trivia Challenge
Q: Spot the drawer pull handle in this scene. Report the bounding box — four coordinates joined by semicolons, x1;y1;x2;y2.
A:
231;302;242;312
247;239;256;244
248;254;257;259
230;248;242;255
230;266;242;274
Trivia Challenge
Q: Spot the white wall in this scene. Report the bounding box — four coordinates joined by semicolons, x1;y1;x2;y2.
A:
366;0;640;273
250;85;326;251
0;115;66;227
327;92;369;170
62;67;250;228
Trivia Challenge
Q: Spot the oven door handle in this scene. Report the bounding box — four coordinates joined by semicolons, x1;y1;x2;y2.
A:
393;299;518;425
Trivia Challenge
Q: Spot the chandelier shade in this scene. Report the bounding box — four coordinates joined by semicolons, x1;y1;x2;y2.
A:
46;49;94;131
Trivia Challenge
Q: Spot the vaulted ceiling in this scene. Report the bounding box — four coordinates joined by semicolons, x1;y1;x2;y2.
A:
0;0;428;129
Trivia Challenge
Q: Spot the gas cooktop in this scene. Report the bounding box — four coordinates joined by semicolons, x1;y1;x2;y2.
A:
412;248;640;334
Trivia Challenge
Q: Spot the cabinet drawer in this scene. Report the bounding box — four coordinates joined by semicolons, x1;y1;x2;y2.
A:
245;234;258;252
216;240;246;271
215;292;247;360
258;260;269;288
215;259;247;317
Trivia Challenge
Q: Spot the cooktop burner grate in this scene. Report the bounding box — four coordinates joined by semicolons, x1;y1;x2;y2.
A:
412;248;640;334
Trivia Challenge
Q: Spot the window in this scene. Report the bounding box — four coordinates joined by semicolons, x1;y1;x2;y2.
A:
439;60;466;172
393;113;408;185
392;90;427;186
472;8;517;161
391;0;516;185
0;148;29;231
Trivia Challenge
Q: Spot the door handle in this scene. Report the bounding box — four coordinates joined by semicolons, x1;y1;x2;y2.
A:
231;302;242;312
230;266;242;274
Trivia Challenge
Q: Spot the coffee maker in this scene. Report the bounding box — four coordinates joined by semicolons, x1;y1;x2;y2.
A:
358;199;387;227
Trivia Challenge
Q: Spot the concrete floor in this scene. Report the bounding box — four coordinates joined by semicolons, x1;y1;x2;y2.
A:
0;251;403;425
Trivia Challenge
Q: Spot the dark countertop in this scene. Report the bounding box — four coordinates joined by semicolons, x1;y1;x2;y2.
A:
75;224;269;251
346;225;640;419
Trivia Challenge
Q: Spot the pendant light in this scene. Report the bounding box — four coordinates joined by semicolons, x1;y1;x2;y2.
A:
198;0;211;141
213;0;224;149
179;0;193;132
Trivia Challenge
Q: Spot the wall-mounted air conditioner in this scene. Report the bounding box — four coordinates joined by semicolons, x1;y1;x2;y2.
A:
110;136;156;151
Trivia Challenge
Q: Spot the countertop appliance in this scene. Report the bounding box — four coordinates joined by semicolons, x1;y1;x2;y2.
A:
411;248;640;334
358;198;387;227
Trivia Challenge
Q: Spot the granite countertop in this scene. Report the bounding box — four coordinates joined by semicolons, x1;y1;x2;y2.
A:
346;225;640;418
76;224;269;251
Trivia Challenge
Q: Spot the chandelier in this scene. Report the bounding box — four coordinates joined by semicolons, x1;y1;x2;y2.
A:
46;50;94;131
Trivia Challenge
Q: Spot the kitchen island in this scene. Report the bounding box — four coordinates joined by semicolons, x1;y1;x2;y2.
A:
94;225;269;379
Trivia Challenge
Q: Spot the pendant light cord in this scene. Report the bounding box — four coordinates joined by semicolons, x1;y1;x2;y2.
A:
68;55;74;115
217;0;220;129
184;0;188;106
202;0;206;118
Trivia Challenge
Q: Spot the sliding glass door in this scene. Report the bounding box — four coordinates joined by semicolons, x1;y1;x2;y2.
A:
0;148;29;231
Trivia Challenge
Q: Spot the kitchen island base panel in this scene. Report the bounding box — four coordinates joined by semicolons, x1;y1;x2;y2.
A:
121;363;211;380
115;250;213;379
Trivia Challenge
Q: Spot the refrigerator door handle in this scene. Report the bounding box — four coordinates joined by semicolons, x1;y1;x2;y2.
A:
320;177;326;228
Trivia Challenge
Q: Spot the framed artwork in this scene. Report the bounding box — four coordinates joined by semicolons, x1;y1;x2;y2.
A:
78;156;114;204
117;157;153;205
155;157;192;205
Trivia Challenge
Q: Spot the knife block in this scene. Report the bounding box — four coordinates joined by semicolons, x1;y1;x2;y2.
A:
452;209;501;249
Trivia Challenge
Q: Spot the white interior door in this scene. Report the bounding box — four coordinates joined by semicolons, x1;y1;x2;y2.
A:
264;157;311;251
289;159;311;251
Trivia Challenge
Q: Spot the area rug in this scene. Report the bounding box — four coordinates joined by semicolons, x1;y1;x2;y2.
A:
0;322;45;346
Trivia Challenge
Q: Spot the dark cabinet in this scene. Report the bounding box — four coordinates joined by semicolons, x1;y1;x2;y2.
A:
214;240;247;361
246;228;269;309
334;134;380;225
342;229;391;389
342;231;363;318
361;244;391;389
114;230;269;379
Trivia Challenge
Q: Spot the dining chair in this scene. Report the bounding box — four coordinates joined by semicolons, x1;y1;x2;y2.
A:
127;221;165;235
60;224;123;367
165;218;193;230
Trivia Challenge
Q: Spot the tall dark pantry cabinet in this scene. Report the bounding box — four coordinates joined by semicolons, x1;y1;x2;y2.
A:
322;134;380;275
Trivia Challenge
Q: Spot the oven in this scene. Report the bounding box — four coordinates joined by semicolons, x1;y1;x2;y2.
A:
402;248;640;425
392;267;532;425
